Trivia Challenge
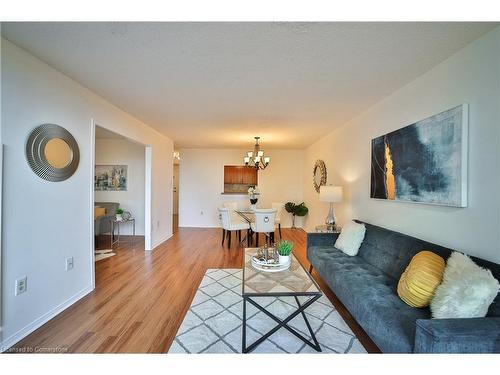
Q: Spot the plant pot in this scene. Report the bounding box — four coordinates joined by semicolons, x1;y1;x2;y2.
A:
116;214;122;221
278;255;290;265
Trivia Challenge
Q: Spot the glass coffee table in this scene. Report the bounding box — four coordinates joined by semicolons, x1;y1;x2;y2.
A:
242;247;322;353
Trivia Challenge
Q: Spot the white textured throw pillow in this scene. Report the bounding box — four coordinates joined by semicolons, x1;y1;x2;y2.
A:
430;252;499;319
334;221;366;256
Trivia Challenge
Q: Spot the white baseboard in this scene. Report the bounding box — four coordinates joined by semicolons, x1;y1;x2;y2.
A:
152;233;173;250
179;224;303;229
0;285;94;352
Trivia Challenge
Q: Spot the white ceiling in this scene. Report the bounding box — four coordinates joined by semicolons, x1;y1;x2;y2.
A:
2;22;497;149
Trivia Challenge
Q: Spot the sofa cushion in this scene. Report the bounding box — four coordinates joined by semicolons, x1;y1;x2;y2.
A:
355;222;452;280
94;206;105;219
431;252;500;319
397;251;445;308
334;221;366;256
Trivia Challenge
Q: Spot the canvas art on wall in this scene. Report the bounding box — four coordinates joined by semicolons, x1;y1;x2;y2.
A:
370;104;468;207
95;165;128;191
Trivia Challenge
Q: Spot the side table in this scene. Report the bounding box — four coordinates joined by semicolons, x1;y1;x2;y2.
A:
315;224;341;234
111;218;136;247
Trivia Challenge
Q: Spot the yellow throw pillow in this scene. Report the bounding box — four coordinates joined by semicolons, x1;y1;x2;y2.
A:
397;251;445;308
94;207;106;219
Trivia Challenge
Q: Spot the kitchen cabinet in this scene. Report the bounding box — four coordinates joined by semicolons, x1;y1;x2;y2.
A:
223;166;257;193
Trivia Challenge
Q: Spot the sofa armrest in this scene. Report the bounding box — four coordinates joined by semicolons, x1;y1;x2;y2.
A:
94;214;115;235
306;232;339;248
414;317;500;353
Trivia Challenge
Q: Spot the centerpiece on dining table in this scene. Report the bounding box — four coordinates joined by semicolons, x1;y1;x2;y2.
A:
251;240;294;272
248;186;260;209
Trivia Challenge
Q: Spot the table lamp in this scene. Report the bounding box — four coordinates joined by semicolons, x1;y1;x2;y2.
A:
319;185;343;229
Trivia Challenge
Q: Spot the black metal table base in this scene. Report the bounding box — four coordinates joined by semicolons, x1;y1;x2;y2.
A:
242;294;322;353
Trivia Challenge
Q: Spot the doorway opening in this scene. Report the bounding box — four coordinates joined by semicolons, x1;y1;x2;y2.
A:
173;151;180;233
92;123;150;286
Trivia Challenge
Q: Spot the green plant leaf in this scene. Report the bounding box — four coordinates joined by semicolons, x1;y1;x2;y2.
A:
284;202;296;214
276;240;294;256
294;202;309;217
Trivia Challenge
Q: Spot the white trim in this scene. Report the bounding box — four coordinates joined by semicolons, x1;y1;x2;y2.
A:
144;146;152;250
0;286;93;352
178;224;301;229
90;119;96;289
152;233;173;250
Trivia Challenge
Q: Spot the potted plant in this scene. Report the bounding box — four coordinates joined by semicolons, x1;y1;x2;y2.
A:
248;186;260;209
116;208;124;221
276;240;294;264
285;202;309;228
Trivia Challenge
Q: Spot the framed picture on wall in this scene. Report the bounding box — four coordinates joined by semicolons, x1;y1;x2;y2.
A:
370;104;468;207
95;165;128;191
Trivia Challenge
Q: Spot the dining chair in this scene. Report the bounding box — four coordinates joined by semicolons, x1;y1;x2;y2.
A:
271;202;285;239
250;208;277;246
223;201;242;223
223;201;238;210
218;207;250;248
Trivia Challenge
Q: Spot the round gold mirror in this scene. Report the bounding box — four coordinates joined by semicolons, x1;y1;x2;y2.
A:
44;138;73;168
313;159;327;193
26;124;80;182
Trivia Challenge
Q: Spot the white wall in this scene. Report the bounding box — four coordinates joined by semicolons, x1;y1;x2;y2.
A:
179;149;304;228
95;138;145;235
0;39;174;348
303;27;500;264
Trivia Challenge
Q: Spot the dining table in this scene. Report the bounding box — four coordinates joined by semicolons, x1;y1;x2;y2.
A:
235;208;255;246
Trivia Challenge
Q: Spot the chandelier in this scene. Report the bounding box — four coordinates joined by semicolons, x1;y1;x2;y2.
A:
244;136;270;170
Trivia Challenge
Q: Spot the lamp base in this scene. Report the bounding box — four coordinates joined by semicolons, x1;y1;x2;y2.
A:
325;203;335;230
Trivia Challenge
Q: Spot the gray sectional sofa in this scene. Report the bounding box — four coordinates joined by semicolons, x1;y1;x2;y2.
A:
307;220;500;353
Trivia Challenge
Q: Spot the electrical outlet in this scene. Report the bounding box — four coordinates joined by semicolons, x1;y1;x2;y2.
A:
15;277;27;296
66;257;74;271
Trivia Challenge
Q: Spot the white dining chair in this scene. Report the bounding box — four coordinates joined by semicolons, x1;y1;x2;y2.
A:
272;202;285;239
218;207;250;248
223;201;244;223
250;208;277;247
223;202;238;211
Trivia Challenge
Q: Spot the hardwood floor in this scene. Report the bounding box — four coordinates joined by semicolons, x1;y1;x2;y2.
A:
11;226;379;353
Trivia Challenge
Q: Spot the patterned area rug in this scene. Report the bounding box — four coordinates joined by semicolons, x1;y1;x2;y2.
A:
168;269;366;354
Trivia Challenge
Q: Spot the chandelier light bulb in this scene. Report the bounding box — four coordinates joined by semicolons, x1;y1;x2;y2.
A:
243;136;269;170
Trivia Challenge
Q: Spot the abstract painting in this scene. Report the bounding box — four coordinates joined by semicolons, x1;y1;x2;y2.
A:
95;165;128;191
371;104;468;207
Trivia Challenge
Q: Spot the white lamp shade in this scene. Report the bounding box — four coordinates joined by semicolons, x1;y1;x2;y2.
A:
320;185;343;203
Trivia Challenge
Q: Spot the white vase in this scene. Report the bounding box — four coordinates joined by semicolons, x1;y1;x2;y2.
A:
279;255;290;265
116;214;122;221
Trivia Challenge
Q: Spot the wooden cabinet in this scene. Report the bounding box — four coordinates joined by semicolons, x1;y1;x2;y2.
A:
242;167;257;185
223;166;257;192
224;166;240;184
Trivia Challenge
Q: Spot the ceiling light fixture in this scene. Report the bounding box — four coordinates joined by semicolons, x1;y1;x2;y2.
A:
244;136;270;170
